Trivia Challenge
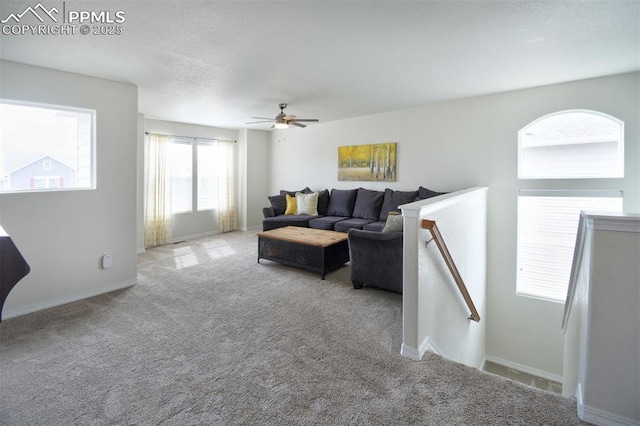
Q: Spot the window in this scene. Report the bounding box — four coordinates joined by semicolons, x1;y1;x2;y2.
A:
167;141;193;213
166;138;218;214
197;142;217;211
517;191;623;302
518;110;623;179
0;100;95;193
517;110;624;303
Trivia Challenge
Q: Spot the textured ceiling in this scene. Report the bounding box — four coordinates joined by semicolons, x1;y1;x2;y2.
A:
1;1;638;129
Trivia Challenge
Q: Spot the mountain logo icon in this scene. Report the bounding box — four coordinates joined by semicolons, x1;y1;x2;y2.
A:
1;3;59;24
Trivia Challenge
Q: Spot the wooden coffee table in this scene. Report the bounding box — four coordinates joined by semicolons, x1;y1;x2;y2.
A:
257;226;349;279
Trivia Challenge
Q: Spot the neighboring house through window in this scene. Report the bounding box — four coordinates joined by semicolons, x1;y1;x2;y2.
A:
0;100;95;193
516;110;624;302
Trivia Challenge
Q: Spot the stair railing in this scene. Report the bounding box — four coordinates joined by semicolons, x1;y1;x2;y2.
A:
421;219;480;322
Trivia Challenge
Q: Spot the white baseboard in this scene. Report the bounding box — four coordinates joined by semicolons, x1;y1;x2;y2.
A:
401;336;442;361
2;278;137;320
483;355;563;383
400;343;420;360
577;384;640;426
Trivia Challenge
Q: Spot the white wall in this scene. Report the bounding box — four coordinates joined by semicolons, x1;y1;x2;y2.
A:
401;187;488;368
0;61;138;318
238;129;270;231
563;213;640;425
142;118;239;246
269;72;640;377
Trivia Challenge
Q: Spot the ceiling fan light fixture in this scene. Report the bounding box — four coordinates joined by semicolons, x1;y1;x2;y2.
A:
274;121;289;129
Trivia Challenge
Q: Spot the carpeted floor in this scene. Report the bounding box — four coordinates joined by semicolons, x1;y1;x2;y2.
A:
0;231;587;425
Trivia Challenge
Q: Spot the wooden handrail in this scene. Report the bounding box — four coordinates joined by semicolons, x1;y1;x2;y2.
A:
421;219;480;322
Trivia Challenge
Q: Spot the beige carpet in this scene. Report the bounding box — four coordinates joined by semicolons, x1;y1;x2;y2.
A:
0;231;587;425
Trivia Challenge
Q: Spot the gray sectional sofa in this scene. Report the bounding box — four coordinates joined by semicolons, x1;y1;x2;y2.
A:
262;186;444;294
262;186;443;232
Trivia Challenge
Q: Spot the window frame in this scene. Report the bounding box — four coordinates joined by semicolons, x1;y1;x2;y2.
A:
0;98;97;194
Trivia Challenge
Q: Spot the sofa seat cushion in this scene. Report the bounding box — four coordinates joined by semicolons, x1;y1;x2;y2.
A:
363;221;386;232
263;215;314;231
308;216;350;230
334;218;375;233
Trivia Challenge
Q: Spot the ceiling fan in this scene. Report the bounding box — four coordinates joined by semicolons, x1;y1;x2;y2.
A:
246;103;319;129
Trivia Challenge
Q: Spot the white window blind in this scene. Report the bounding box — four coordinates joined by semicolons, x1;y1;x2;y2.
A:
519;110;623;179
517;192;623;302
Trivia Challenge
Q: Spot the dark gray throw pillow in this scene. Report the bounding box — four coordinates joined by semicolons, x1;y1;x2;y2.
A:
326;188;358;217
268;194;287;216
380;188;419;221
415;186;445;201
317;189;330;215
352;188;385;220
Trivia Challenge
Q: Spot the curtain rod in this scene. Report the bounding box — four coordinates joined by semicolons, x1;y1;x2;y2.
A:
144;131;236;143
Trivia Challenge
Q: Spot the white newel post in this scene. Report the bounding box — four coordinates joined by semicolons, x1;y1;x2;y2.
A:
401;206;422;360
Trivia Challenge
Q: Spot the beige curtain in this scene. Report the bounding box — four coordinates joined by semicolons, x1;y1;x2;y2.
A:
143;133;172;247
216;139;238;233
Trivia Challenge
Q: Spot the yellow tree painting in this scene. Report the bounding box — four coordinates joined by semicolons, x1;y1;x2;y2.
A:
338;142;397;181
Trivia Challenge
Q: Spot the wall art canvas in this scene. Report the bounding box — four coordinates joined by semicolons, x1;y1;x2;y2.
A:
338;142;397;181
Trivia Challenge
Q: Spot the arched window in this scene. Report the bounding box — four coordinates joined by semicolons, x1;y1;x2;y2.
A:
518;110;624;179
517;110;624;302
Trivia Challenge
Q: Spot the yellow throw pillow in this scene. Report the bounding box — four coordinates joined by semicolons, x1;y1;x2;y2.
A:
284;194;297;215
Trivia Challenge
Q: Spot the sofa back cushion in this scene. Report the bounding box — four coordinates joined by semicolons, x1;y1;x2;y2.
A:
280;187;312;197
327;188;358;217
380;188;418;221
268;194;287;216
317;189;330;215
352;188;384;220
416;186;445;200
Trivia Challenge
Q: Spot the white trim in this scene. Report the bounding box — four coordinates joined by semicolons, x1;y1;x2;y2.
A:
400;186;488;216
583;211;640;233
518;189;623;198
2;278;137;320
422;336;442;357
563;213;587;330
401;337;442;361
483;355;562;384
400;343;421;361
577;384;640;426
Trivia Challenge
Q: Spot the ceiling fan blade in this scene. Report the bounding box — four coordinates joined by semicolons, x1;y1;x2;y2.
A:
246;120;273;124
289;122;307;128
289;119;319;122
251;116;274;120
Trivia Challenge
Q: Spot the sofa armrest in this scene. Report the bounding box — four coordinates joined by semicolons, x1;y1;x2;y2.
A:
347;229;403;293
263;207;276;218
